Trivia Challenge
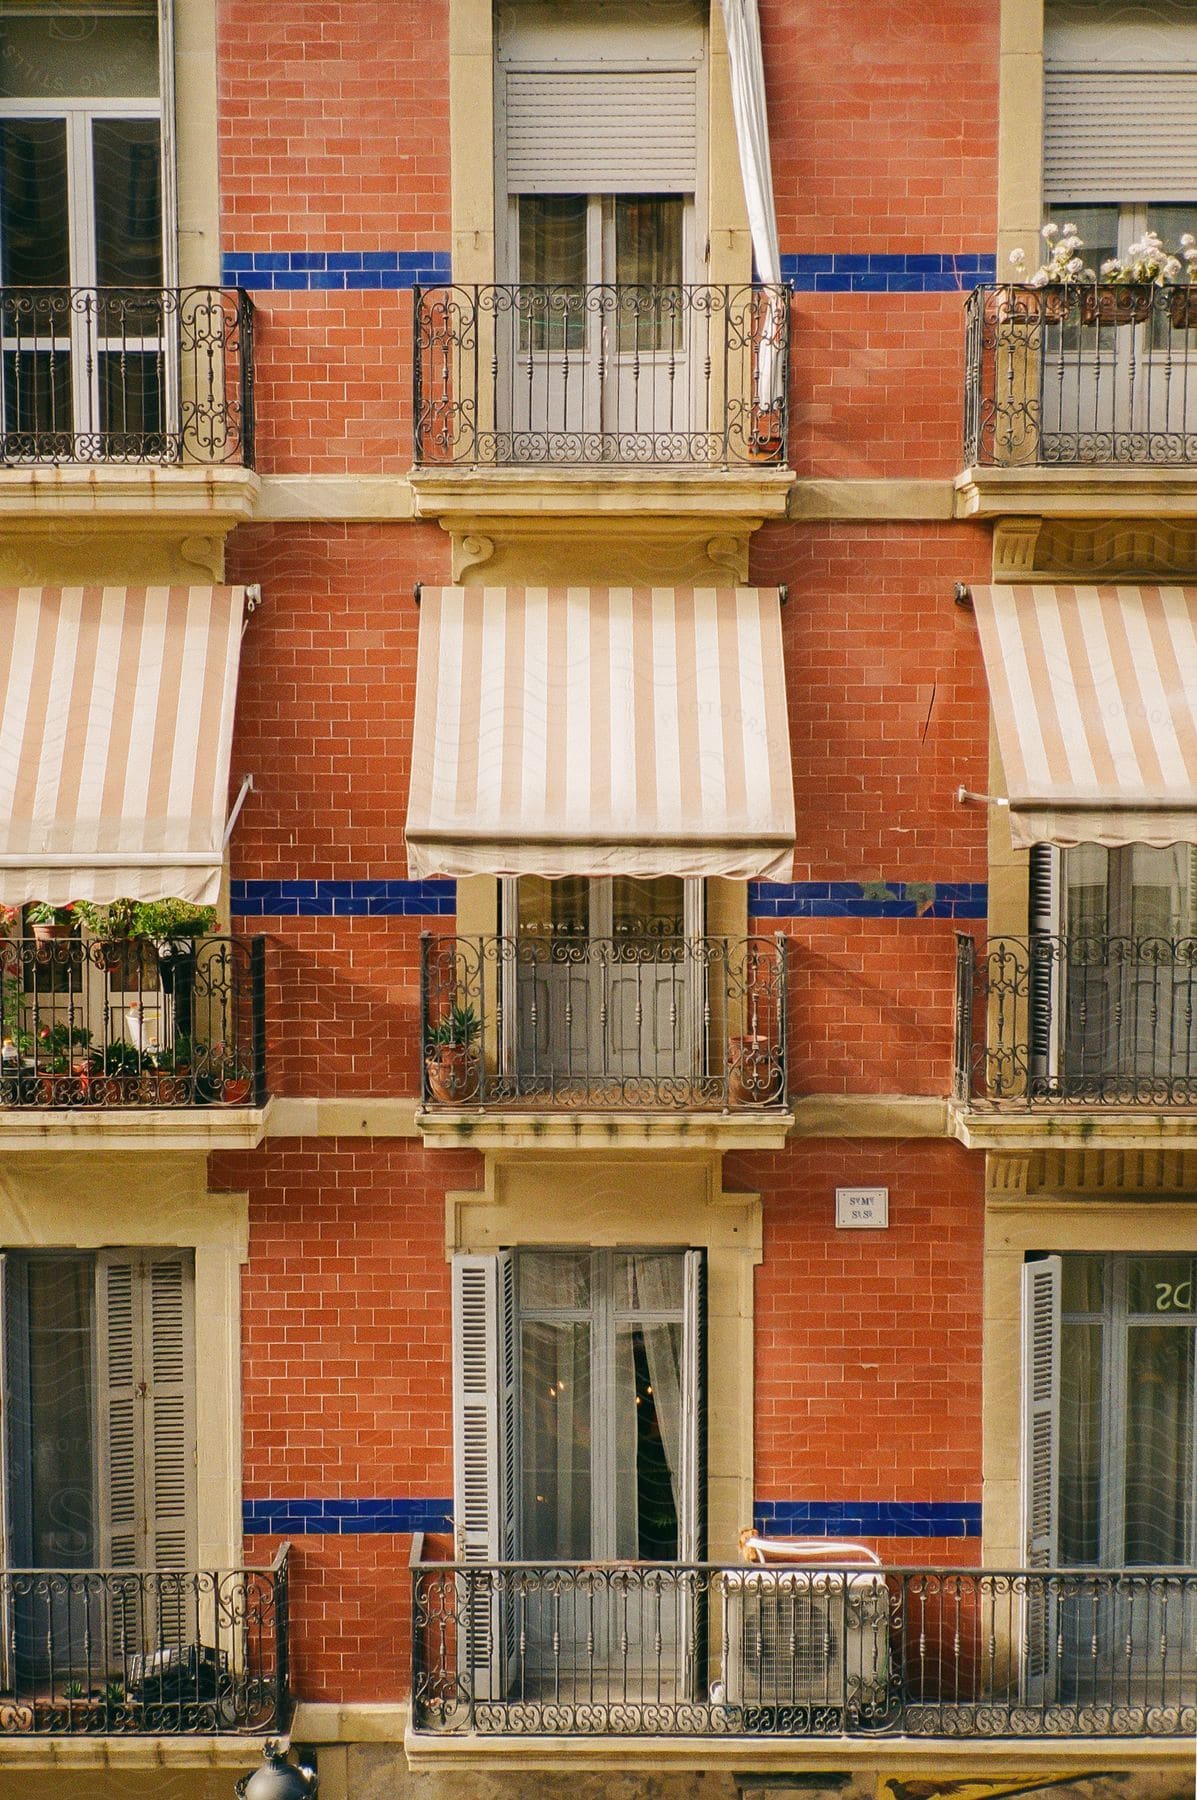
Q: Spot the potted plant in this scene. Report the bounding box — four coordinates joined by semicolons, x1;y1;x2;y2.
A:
93;1037;143;1105
74;897;141;975
205;1042;254;1105
147;1033;203;1104
1004;223;1096;322
129;898;219;956
425;1003;481;1104
1170;233;1197;327
35;1022;95;1103
25;901;77;944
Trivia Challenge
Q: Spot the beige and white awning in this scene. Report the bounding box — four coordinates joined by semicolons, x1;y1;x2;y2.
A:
973;582;1197;848
0;585;247;906
406;585;795;880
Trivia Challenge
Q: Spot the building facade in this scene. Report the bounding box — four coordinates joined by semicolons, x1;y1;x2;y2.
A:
0;2;1195;1798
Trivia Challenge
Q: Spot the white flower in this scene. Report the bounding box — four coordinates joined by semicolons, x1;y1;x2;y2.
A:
1066;256;1083;274
1009;247;1027;268
1062;223;1077;235
1042;223;1059;240
1182;234;1196;249
1100;257;1119;274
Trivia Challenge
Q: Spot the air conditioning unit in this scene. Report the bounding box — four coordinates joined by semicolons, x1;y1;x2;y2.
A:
720;1568;891;1712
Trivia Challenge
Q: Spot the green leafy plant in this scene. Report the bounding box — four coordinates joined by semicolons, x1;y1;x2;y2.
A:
73;898;137;936
427;1003;481;1049
101;1680;125;1708
129;899;219;938
25;902;76;927
62;1681;86;1701
103;1038;143;1077
36;1022;94;1073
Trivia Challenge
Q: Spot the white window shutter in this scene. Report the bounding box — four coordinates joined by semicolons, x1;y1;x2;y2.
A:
504;69;698;193
452;1252;515;1562
143;1256;196;1573
157;0;179;285
677;1248;705;1562
1045;69;1197;203
1021;1256;1061;1569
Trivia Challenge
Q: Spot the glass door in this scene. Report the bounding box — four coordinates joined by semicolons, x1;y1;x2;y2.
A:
515;1248;701;1693
1061;844;1197;1090
507;875;699;1100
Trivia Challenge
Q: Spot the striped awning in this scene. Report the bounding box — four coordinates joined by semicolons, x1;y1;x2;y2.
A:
973;583;1197;848
406;585;795;880
0;586;247;906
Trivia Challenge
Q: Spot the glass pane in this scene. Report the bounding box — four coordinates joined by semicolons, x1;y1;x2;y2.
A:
519;1318;591;1558
1128;1257;1197;1316
609;877;685;937
1064;844;1108;939
99;348;162;441
0;9;159;99
517;876;589;938
3;346;71;438
93;118;162;287
614;1320;681;1558
1062;1255;1105;1315
613;1250;685;1314
0;118;69;285
1126;844;1193;940
1059;1319;1103;1565
22;1257;95;1566
518;1250;591;1312
615;196;683;354
518;195;586;352
1124;1325;1193;1563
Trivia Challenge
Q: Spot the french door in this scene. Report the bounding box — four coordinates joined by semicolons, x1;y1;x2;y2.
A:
504;875;702;1098
515;1247;704;1688
502;193;691;455
0;64;170;459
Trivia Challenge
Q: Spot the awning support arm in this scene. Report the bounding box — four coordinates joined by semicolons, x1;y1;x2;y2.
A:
958;786;1009;808
223;774;255;847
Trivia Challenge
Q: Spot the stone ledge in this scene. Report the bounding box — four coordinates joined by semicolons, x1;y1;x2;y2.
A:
291;1702;410;1743
417;1108;795;1151
0;464;260;524
789;1095;948;1138
955;463;1197;521
0;1102;270;1152
402;1726;1191;1775
409;464;794;522
788;478;954;522
266;1097;420;1138
0;1735;272;1769
950;1101;1197;1154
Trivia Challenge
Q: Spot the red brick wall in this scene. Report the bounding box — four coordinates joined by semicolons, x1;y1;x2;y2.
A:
765;0;999;254
735;1137;984;1565
210;1138;481;1702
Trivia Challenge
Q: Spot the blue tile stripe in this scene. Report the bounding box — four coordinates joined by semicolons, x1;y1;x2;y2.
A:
780;252;996;293
748;881;987;920
754;1501;981;1540
229;879;456;917
221;249;451;292
243;1498;979;1539
244;1497;453;1535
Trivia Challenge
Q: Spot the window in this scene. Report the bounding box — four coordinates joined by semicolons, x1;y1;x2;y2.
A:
1029;845;1197;1092
0;0;171;456
4;1249;196;1573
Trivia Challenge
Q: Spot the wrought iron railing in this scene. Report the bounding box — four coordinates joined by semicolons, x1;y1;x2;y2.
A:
413;282;791;466
0;935;267;1109
0;1549;288;1734
419;932;788;1110
411;1555;1197;1738
965;283;1197;467
954;932;1197;1106
0;286;255;465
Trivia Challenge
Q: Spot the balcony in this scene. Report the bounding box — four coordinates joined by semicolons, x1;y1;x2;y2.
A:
0;934;268;1148
418;932;791;1147
952;932;1197;1146
958;284;1197;550
0;286;254;467
410;1553;1197;1742
412;282;790;471
0;1551;287;1736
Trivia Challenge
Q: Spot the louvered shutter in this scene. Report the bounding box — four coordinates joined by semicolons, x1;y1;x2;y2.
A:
677;1248;705;1563
1028;845;1060;1090
96;1253;195;1572
1044;69;1197;202
451;1252;515;1701
504;68;697;193
1021;1256;1061;1701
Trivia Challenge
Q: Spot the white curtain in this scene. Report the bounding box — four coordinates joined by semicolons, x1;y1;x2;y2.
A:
718;0;784;405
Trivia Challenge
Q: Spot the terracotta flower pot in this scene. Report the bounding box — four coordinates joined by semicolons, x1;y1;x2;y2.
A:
30;921;72;943
1079;283;1153;327
221;1076;253;1105
727;1034;780;1107
1170;288;1197;330
425;1046;477;1104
